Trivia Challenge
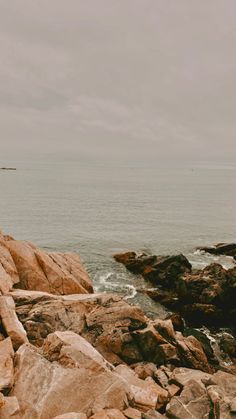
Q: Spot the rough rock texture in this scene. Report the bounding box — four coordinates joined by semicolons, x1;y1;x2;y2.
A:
0;295;28;349
115;364;168;411
198;242;236;258
166;368;236;419
166;378;211;418
0;232;236;418
10;331;171;418
13;290;147;364
12;289;212;373
0;337;14;392
114;252;191;286
0;395;20;418
11;338;130;418
115;251;236;332
0;232;93;295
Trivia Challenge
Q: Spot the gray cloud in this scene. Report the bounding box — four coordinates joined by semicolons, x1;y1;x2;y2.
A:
0;0;236;161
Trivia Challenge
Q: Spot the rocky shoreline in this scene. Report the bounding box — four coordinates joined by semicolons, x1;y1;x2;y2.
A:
0;230;236;418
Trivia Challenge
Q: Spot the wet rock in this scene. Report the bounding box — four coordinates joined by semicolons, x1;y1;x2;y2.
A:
183;327;216;366
218;332;236;359
181;303;225;327
0;295;28;349
132;325;177;366
198;242;236;258
140;289;179;310
175;333;213;373
114;252;191;286
113;252;157;275
153;319;176;343
0;338;14;392
165;313;185;333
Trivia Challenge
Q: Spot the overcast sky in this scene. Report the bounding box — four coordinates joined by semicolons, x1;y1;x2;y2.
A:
0;1;236;162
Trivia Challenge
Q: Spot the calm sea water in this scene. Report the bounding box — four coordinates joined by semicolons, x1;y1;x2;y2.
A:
1;153;235;316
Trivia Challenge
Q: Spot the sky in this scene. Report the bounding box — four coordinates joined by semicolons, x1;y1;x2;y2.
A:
0;0;236;162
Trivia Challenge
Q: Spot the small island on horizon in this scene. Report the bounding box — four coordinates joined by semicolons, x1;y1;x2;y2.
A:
0;167;16;170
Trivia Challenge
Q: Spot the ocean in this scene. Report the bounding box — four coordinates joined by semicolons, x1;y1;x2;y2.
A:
1;152;236;317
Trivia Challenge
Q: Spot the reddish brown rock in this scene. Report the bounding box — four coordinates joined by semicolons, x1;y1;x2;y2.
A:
5;237;93;295
0;338;14;392
114;252;191;287
123;407;142;419
11;340;130;418
0;395;20;418
0;234;19;294
42;331;113;372
12;290;213;372
166;379;211;419
175;333;213;373
198;242;236;257
0;296;28;349
168;367;213;388
167;383;181;398
115;365;168;412
91;410;126;419
132;363;158;381
10;331;173;418
13;290;146;364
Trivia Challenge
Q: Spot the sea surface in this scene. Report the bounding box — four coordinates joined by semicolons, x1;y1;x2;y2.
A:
1;153;236;317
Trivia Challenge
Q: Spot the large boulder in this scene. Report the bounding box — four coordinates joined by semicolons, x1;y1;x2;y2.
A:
11;336;130;418
114;252;191;286
0;233;19;294
0;296;28;349
10;331;171;418
177;263;236;329
0;232;93;295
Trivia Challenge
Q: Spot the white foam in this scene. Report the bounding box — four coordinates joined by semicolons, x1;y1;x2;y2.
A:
124;284;137;300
